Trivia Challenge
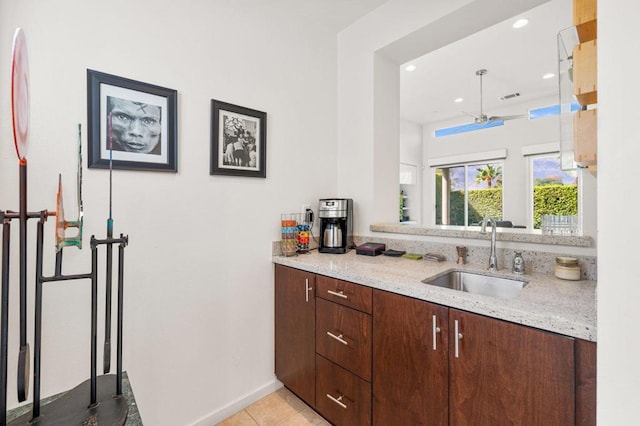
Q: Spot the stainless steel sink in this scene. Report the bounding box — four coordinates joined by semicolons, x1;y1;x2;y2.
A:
422;271;527;299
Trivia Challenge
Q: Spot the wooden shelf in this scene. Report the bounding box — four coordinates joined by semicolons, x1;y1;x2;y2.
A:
571;0;597;174
573;39;597;106
573;0;597;41
573;108;597;167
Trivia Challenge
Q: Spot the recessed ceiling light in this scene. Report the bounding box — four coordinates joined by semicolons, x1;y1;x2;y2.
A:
512;18;529;29
454;97;464;103
405;64;416;72
542;73;555;79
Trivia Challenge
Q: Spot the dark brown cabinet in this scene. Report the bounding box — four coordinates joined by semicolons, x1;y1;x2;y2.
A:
274;264;316;406
372;290;449;425
315;275;372;425
449;309;575;425
372;289;590;426
276;266;596;425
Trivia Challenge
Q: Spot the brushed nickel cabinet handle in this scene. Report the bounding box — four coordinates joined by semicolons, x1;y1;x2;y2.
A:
432;314;441;351
326;393;347;409
327;289;348;299
326;331;348;345
454;319;463;358
305;278;312;302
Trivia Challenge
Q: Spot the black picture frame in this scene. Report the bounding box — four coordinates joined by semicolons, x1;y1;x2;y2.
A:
87;69;178;172
210;99;266;178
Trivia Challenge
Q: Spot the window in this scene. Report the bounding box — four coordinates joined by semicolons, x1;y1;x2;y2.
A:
435;161;503;226
529;154;578;229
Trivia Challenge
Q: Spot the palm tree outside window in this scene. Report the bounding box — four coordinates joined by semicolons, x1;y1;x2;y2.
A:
435;162;503;226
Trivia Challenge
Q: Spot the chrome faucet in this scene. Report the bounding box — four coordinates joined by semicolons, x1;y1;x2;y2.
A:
480;216;498;272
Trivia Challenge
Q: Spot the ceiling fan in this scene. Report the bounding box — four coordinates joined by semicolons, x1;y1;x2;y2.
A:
469;69;528;125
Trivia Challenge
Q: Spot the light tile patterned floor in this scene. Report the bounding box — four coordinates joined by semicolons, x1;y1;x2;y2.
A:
217;387;330;426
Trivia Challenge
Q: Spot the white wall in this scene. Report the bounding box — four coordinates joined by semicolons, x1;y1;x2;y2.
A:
0;1;338;424
338;0;474;233
399;120;422;223
597;1;640;424
400;121;422;166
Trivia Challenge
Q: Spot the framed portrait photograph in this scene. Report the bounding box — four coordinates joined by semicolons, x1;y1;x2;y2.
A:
210;99;266;178
87;69;178;172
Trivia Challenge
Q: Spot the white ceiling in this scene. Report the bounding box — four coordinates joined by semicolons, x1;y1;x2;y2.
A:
400;0;572;126
307;0;388;31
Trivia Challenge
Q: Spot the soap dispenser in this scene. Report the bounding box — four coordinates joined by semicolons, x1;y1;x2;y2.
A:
513;251;525;275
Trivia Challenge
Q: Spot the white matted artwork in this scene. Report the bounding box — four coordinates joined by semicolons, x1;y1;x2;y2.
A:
210;99;266;178
87;69;177;172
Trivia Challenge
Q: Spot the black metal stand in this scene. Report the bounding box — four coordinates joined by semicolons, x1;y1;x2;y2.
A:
1;213;10;426
0;207;130;425
17;162;29;405
8;375;128;426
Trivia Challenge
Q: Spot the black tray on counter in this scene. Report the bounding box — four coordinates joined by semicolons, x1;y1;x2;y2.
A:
381;249;406;257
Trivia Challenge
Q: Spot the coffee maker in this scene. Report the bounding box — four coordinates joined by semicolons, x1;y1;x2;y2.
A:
318;198;353;254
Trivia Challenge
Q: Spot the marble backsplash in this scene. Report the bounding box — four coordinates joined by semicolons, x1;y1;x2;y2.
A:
351;235;597;281
273;235;597;281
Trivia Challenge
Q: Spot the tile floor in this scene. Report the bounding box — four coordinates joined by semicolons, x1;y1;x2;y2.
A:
217;387;330;426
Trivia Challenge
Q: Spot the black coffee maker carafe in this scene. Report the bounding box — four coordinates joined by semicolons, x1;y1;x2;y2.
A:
318;198;353;254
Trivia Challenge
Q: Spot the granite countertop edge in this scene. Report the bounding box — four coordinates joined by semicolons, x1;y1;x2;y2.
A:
370;222;594;247
272;251;597;342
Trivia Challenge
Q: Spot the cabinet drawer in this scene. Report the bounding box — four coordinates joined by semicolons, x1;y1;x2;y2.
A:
316;298;372;381
316;355;371;426
316;274;372;313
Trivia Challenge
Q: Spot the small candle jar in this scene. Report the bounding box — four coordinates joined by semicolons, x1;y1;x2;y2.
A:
554;257;581;280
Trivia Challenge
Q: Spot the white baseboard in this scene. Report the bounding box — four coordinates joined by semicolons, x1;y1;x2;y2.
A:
188;380;283;426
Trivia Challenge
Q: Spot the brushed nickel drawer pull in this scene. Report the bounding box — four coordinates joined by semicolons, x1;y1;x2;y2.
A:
326;393;347;409
305;278;312;303
454;319;463;358
432;314;441;351
326;331;348;345
327;289;348;299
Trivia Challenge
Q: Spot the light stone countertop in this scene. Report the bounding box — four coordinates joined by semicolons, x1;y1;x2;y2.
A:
370;222;595;247
273;250;597;342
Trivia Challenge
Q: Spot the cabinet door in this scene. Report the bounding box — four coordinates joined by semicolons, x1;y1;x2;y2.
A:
372;290;449;426
449;309;575;426
274;265;315;405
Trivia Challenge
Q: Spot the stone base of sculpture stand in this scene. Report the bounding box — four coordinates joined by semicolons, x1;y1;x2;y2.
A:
8;375;128;425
